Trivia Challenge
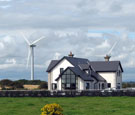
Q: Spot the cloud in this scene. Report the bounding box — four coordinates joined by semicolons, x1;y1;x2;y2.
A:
96;39;110;49
53;52;61;60
0;5;11;9
0;0;12;1
0;0;134;30
0;0;135;81
6;58;16;64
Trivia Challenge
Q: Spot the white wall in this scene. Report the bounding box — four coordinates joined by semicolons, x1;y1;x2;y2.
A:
57;78;61;90
78;77;85;90
48;73;51;90
98;72;117;89
51;58;73;84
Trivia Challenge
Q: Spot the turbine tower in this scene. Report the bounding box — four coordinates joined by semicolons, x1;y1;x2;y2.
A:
21;33;45;80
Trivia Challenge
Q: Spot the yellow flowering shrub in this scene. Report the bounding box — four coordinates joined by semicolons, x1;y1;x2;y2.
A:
41;103;63;115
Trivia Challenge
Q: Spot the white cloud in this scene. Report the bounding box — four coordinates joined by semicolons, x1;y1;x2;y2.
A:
96;39;110;49
6;58;16;64
0;5;11;9
53;52;61;60
87;33;103;37
0;0;12;1
0;42;4;49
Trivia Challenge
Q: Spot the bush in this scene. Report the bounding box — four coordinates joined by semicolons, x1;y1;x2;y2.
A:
39;82;48;89
17;79;44;85
10;81;23;89
17;79;28;85
0;79;13;87
41;103;63;115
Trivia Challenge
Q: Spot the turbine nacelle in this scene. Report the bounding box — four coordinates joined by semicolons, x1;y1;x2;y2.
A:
30;44;36;47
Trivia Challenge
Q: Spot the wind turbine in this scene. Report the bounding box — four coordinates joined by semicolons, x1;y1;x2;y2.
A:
21;33;45;80
95;42;118;61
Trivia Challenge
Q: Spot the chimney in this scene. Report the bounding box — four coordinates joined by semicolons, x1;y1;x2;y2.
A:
104;55;111;61
68;51;74;57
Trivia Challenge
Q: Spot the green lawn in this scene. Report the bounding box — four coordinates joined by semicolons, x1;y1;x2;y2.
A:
0;97;135;115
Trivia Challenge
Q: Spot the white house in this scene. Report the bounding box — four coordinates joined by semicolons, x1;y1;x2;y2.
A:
46;52;123;91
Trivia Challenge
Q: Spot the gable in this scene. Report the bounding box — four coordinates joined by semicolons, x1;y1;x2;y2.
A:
47;58;74;73
46;56;89;72
55;67;94;81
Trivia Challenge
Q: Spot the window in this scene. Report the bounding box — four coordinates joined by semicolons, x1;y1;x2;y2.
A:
85;70;89;74
61;69;77;90
86;83;90;89
62;75;66;83
108;83;111;88
60;68;64;74
117;86;120;89
102;83;105;89
52;83;57;90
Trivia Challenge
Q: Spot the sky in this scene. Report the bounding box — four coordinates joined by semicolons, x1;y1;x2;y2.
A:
0;0;135;81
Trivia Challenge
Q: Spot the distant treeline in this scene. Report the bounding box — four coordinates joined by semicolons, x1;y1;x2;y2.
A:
0;79;48;90
122;82;135;88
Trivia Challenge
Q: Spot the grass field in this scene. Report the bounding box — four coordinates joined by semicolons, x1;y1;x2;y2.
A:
0;97;135;115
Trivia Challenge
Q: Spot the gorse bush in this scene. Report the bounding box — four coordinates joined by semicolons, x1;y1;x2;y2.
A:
41;103;63;115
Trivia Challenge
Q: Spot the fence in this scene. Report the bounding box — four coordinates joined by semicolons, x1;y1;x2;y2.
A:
0;90;135;97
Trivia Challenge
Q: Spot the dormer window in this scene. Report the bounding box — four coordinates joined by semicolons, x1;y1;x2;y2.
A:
60;68;64;74
85;70;89;74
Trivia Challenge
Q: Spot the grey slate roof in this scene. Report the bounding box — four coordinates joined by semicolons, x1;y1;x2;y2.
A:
68;67;94;81
90;61;123;72
91;71;106;81
46;60;59;72
55;66;106;82
56;67;95;81
46;56;89;72
78;64;89;70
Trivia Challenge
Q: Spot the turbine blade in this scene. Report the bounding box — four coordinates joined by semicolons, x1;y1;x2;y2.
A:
21;32;31;45
26;48;31;68
107;42;117;55
32;36;45;44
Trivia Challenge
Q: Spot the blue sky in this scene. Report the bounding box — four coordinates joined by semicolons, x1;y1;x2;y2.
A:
0;0;135;81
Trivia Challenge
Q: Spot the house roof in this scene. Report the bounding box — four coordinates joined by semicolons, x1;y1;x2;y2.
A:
78;64;89;70
90;61;123;72
47;56;123;73
55;67;106;82
91;71;106;81
55;67;94;81
46;56;89;72
46;60;59;72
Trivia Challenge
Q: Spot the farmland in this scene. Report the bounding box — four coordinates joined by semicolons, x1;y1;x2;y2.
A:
0;97;135;115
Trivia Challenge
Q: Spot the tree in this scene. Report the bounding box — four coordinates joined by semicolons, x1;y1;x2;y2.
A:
39;82;48;89
0;79;13;87
10;81;23;89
